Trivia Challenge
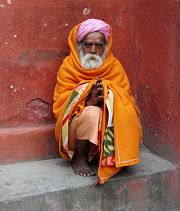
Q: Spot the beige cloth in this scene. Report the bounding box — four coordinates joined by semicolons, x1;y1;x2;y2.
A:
68;106;101;150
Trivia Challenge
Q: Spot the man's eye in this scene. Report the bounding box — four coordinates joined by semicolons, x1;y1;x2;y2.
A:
84;43;91;47
95;43;103;48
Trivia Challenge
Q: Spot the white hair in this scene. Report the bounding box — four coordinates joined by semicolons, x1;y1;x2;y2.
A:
77;43;107;70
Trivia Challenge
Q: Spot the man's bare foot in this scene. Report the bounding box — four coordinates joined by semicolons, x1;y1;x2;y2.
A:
86;79;103;106
71;156;96;176
71;140;96;177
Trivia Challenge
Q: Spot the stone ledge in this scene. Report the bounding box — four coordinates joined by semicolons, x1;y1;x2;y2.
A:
0;124;59;164
0;145;179;211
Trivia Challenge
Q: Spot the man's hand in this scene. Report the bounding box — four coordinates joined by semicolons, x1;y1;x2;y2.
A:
85;79;104;107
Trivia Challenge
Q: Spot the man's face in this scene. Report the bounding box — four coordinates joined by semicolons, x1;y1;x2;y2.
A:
78;32;106;70
81;32;106;56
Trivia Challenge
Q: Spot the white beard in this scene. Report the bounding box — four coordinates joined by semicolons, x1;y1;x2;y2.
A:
78;45;104;70
80;53;103;70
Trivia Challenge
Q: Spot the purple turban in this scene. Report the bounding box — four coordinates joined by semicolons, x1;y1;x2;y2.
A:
77;18;111;42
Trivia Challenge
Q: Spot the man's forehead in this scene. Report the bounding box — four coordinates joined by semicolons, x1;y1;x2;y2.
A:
82;32;105;43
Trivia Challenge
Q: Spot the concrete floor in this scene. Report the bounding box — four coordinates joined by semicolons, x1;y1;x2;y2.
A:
0;145;178;211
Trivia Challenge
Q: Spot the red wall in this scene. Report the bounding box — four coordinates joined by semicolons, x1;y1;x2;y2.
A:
0;0;139;127
0;0;179;164
137;0;180;164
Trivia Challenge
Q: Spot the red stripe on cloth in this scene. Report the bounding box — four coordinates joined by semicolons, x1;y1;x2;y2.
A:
62;114;69;125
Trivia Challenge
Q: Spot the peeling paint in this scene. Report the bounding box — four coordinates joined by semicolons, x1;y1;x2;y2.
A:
154;131;158;136
7;0;12;5
0;4;5;8
19;98;52;123
83;8;90;15
10;85;13;89
13;35;17;38
43;23;48;27
116;16;124;27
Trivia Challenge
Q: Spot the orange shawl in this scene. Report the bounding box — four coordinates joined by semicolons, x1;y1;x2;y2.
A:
53;24;142;184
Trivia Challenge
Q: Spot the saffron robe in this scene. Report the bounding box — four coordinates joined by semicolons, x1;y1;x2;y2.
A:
53;24;142;184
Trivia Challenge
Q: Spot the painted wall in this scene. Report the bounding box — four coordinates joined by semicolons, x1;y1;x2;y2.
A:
137;0;180;164
0;0;139;127
0;0;179;164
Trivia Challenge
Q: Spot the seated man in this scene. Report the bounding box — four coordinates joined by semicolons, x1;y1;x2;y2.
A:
53;19;142;184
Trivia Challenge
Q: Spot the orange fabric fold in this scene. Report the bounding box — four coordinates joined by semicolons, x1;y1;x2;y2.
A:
53;24;142;184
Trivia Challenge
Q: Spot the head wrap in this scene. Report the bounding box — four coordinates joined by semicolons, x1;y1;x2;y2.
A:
76;18;111;42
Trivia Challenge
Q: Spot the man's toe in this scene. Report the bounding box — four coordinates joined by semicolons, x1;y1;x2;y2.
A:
90;171;96;176
74;170;80;175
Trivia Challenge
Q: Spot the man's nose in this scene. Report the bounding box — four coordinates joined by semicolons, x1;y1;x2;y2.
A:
90;45;96;54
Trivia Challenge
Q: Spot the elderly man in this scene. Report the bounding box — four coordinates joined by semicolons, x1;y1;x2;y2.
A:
53;19;142;184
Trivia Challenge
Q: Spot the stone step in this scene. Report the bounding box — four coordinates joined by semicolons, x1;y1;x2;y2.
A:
0;145;179;211
0;124;59;165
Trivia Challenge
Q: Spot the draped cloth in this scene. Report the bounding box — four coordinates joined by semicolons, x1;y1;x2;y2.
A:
53;22;142;184
76;18;111;42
